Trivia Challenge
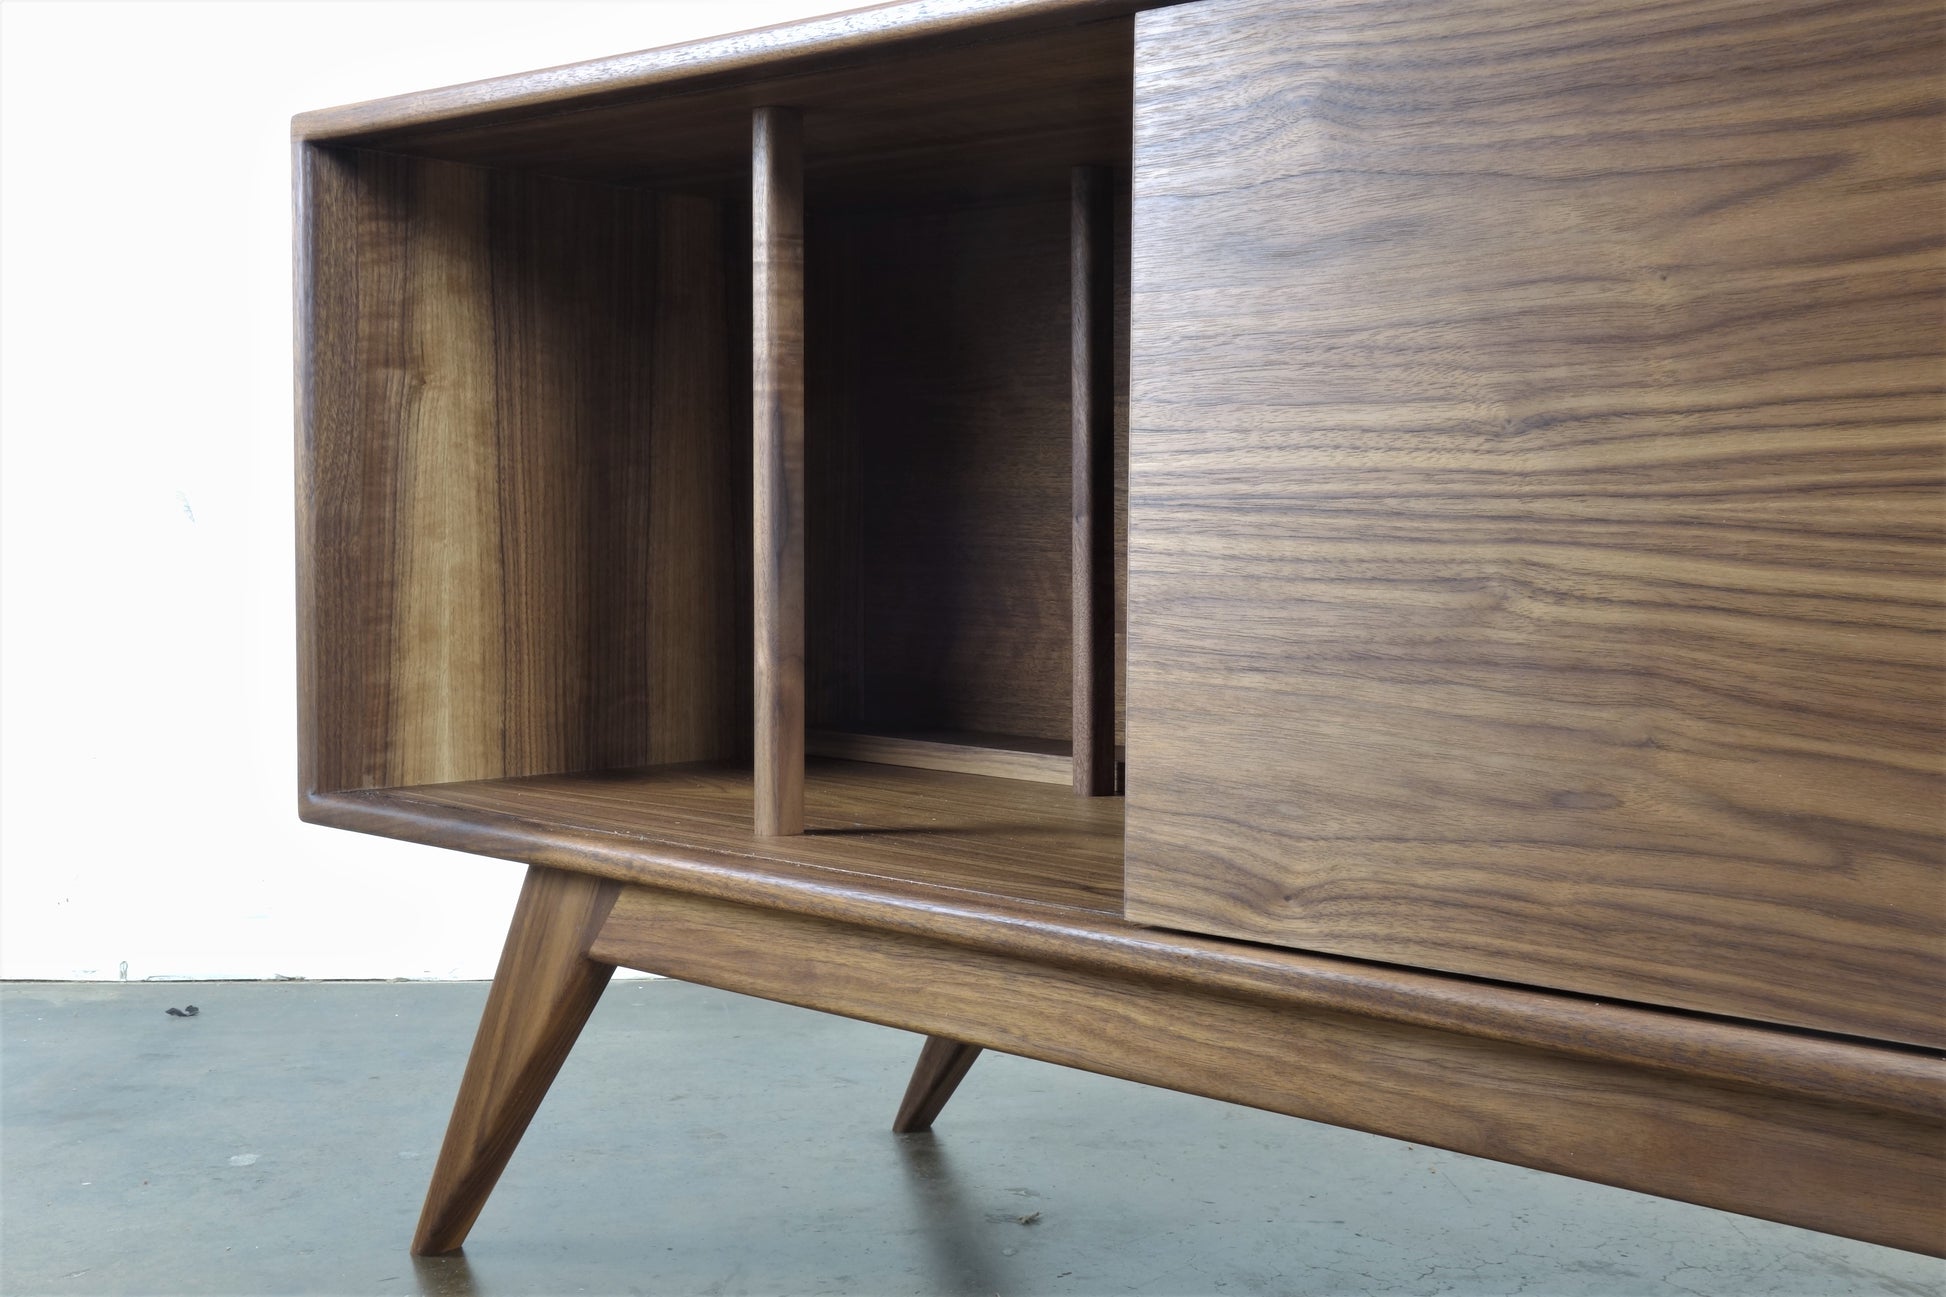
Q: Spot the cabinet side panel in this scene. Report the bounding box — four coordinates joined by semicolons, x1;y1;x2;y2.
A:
1123;0;1946;1045
299;145;413;792
298;150;743;791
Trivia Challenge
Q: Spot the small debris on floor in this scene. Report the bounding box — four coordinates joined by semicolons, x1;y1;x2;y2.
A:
164;1006;199;1018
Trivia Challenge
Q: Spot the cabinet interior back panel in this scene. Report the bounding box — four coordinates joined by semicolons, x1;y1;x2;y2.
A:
805;191;1131;746
1122;0;1945;1046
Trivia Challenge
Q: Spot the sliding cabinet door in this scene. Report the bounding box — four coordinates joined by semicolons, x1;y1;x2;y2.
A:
1123;0;1944;1046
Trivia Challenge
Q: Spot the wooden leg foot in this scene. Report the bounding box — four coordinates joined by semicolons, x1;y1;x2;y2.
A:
892;1036;984;1133
412;867;620;1255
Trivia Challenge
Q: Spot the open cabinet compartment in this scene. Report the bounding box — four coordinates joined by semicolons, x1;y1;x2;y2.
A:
803;177;1130;791
295;12;1134;908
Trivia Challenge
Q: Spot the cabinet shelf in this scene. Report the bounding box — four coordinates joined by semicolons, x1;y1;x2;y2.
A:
299;760;1940;1134
303;745;1942;1258
308;758;1125;917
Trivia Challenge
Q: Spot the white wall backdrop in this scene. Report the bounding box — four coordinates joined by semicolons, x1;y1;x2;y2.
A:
0;0;837;980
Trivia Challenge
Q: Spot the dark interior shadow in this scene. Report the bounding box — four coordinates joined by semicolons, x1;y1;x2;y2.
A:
893;1131;1010;1297
804;823;980;838
804;823;1080;840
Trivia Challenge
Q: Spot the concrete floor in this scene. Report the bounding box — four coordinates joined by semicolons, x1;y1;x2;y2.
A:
2;981;1939;1297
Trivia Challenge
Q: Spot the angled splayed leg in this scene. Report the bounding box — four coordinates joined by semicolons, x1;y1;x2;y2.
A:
412;867;621;1255
892;1035;985;1134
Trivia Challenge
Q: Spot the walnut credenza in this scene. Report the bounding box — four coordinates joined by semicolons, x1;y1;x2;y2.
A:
292;0;1945;1259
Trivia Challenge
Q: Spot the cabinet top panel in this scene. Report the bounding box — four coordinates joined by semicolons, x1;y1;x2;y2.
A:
293;0;1178;200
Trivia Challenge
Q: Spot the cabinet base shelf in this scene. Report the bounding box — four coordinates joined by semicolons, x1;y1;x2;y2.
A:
306;761;1942;1257
309;758;1126;915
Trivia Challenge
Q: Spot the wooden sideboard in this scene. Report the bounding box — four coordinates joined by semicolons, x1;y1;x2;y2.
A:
292;0;1945;1260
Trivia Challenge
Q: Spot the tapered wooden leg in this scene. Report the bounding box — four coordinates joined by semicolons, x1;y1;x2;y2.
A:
892;1036;985;1133
412;867;621;1255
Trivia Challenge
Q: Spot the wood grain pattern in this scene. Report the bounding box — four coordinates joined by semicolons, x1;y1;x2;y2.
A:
302;771;1943;1127
389;161;500;784
806;729;1073;784
293;1;1156;141
298;148;749;794
891;1036;985;1132
754;107;807;836
293;7;1145;206
1071;166;1118;796
313;760;1126;916
1123;0;1946;1047
807;196;1107;742
648;194;752;765
595;884;1946;1256
413;867;620;1255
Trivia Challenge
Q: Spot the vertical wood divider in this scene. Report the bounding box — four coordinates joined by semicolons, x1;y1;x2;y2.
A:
754;106;806;835
1071;165;1117;796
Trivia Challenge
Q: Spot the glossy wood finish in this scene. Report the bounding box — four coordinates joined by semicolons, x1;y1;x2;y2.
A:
1071;166;1117;796
1124;0;1946;1048
806;729;1073;784
293;1;1153;137
296;149;747;795
311;757;1943;1254
593;884;1946;1256
308;761;1126;916
293;5;1149;206
891;1036;985;1132
413;867;620;1255
302;770;1941;1126
754;107;807;837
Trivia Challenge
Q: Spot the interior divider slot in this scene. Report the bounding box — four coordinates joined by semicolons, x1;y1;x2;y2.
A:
1071;165;1118;797
806;730;1074;785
